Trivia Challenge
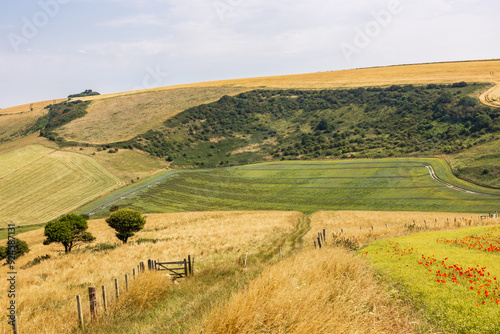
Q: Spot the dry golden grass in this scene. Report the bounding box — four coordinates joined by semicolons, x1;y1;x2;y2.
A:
203;247;422;334
57;86;249;144
0;211;299;334
307;211;500;249
77;59;500;99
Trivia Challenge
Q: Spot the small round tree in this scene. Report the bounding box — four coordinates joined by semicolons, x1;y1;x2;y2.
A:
1;238;30;261
43;214;95;253
106;209;146;244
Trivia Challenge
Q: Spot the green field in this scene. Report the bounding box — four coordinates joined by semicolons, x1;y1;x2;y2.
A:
363;224;500;333
0;145;123;227
78;158;500;219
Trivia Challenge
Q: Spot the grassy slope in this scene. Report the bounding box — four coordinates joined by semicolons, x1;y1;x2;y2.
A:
76;158;500;219
449;139;500;188
62;146;169;183
56;87;250;144
0;145;123;227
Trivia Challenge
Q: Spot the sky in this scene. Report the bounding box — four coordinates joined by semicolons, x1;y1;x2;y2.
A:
0;0;499;108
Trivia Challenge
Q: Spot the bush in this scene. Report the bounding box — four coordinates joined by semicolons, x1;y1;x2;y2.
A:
21;254;51;269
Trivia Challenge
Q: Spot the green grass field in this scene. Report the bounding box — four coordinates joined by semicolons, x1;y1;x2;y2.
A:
363;224;500;333
0;145;123;227
77;158;500;219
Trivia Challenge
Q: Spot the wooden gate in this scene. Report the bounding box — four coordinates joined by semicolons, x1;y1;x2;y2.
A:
155;255;193;279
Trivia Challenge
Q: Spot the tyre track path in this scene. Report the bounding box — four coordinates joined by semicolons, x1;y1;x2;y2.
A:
425;165;494;197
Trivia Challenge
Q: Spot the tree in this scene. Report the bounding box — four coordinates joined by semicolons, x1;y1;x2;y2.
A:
43;214;95;253
106;209;146;244
1;238;30;261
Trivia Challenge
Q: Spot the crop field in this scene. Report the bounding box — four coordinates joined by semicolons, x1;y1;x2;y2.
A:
74;59;500;106
0;145;122;227
78;158;500;219
363;221;500;333
0;211;300;333
57;86;250;144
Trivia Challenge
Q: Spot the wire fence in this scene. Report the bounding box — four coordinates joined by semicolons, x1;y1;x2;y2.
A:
0;258;184;334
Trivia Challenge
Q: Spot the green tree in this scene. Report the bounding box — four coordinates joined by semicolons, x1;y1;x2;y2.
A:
0;246;6;260
106;209;146;244
1;238;30;261
43;214;95;253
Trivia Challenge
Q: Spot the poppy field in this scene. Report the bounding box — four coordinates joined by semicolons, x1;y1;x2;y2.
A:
363;223;500;333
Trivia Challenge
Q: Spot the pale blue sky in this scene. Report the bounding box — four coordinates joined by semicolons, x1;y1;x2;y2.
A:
1;0;498;108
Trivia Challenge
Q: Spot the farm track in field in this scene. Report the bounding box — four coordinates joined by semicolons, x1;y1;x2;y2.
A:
425;165;493;196
479;80;500;107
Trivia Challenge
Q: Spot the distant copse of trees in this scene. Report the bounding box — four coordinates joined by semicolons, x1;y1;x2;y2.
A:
68;89;100;98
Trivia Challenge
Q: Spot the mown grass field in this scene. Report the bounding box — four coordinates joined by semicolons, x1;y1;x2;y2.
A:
78;158;500;219
363;222;500;333
0;145;123;227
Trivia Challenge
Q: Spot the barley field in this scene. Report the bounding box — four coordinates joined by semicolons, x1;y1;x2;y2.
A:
0;145;123;227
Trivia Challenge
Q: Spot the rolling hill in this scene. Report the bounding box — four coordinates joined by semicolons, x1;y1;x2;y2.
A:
0;59;499;228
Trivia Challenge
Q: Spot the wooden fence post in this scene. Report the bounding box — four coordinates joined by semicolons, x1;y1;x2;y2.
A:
115;279;119;299
102;286;107;312
314;240;317;249
89;287;97;319
133;268;136;280
125;274;129;291
76;295;84;328
323;229;326;240
12;315;19;334
183;258;188;277
244;252;248;268
317;237;322;249
188;255;192;275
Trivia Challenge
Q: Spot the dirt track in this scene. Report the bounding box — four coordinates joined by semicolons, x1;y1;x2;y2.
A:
479;80;500;107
